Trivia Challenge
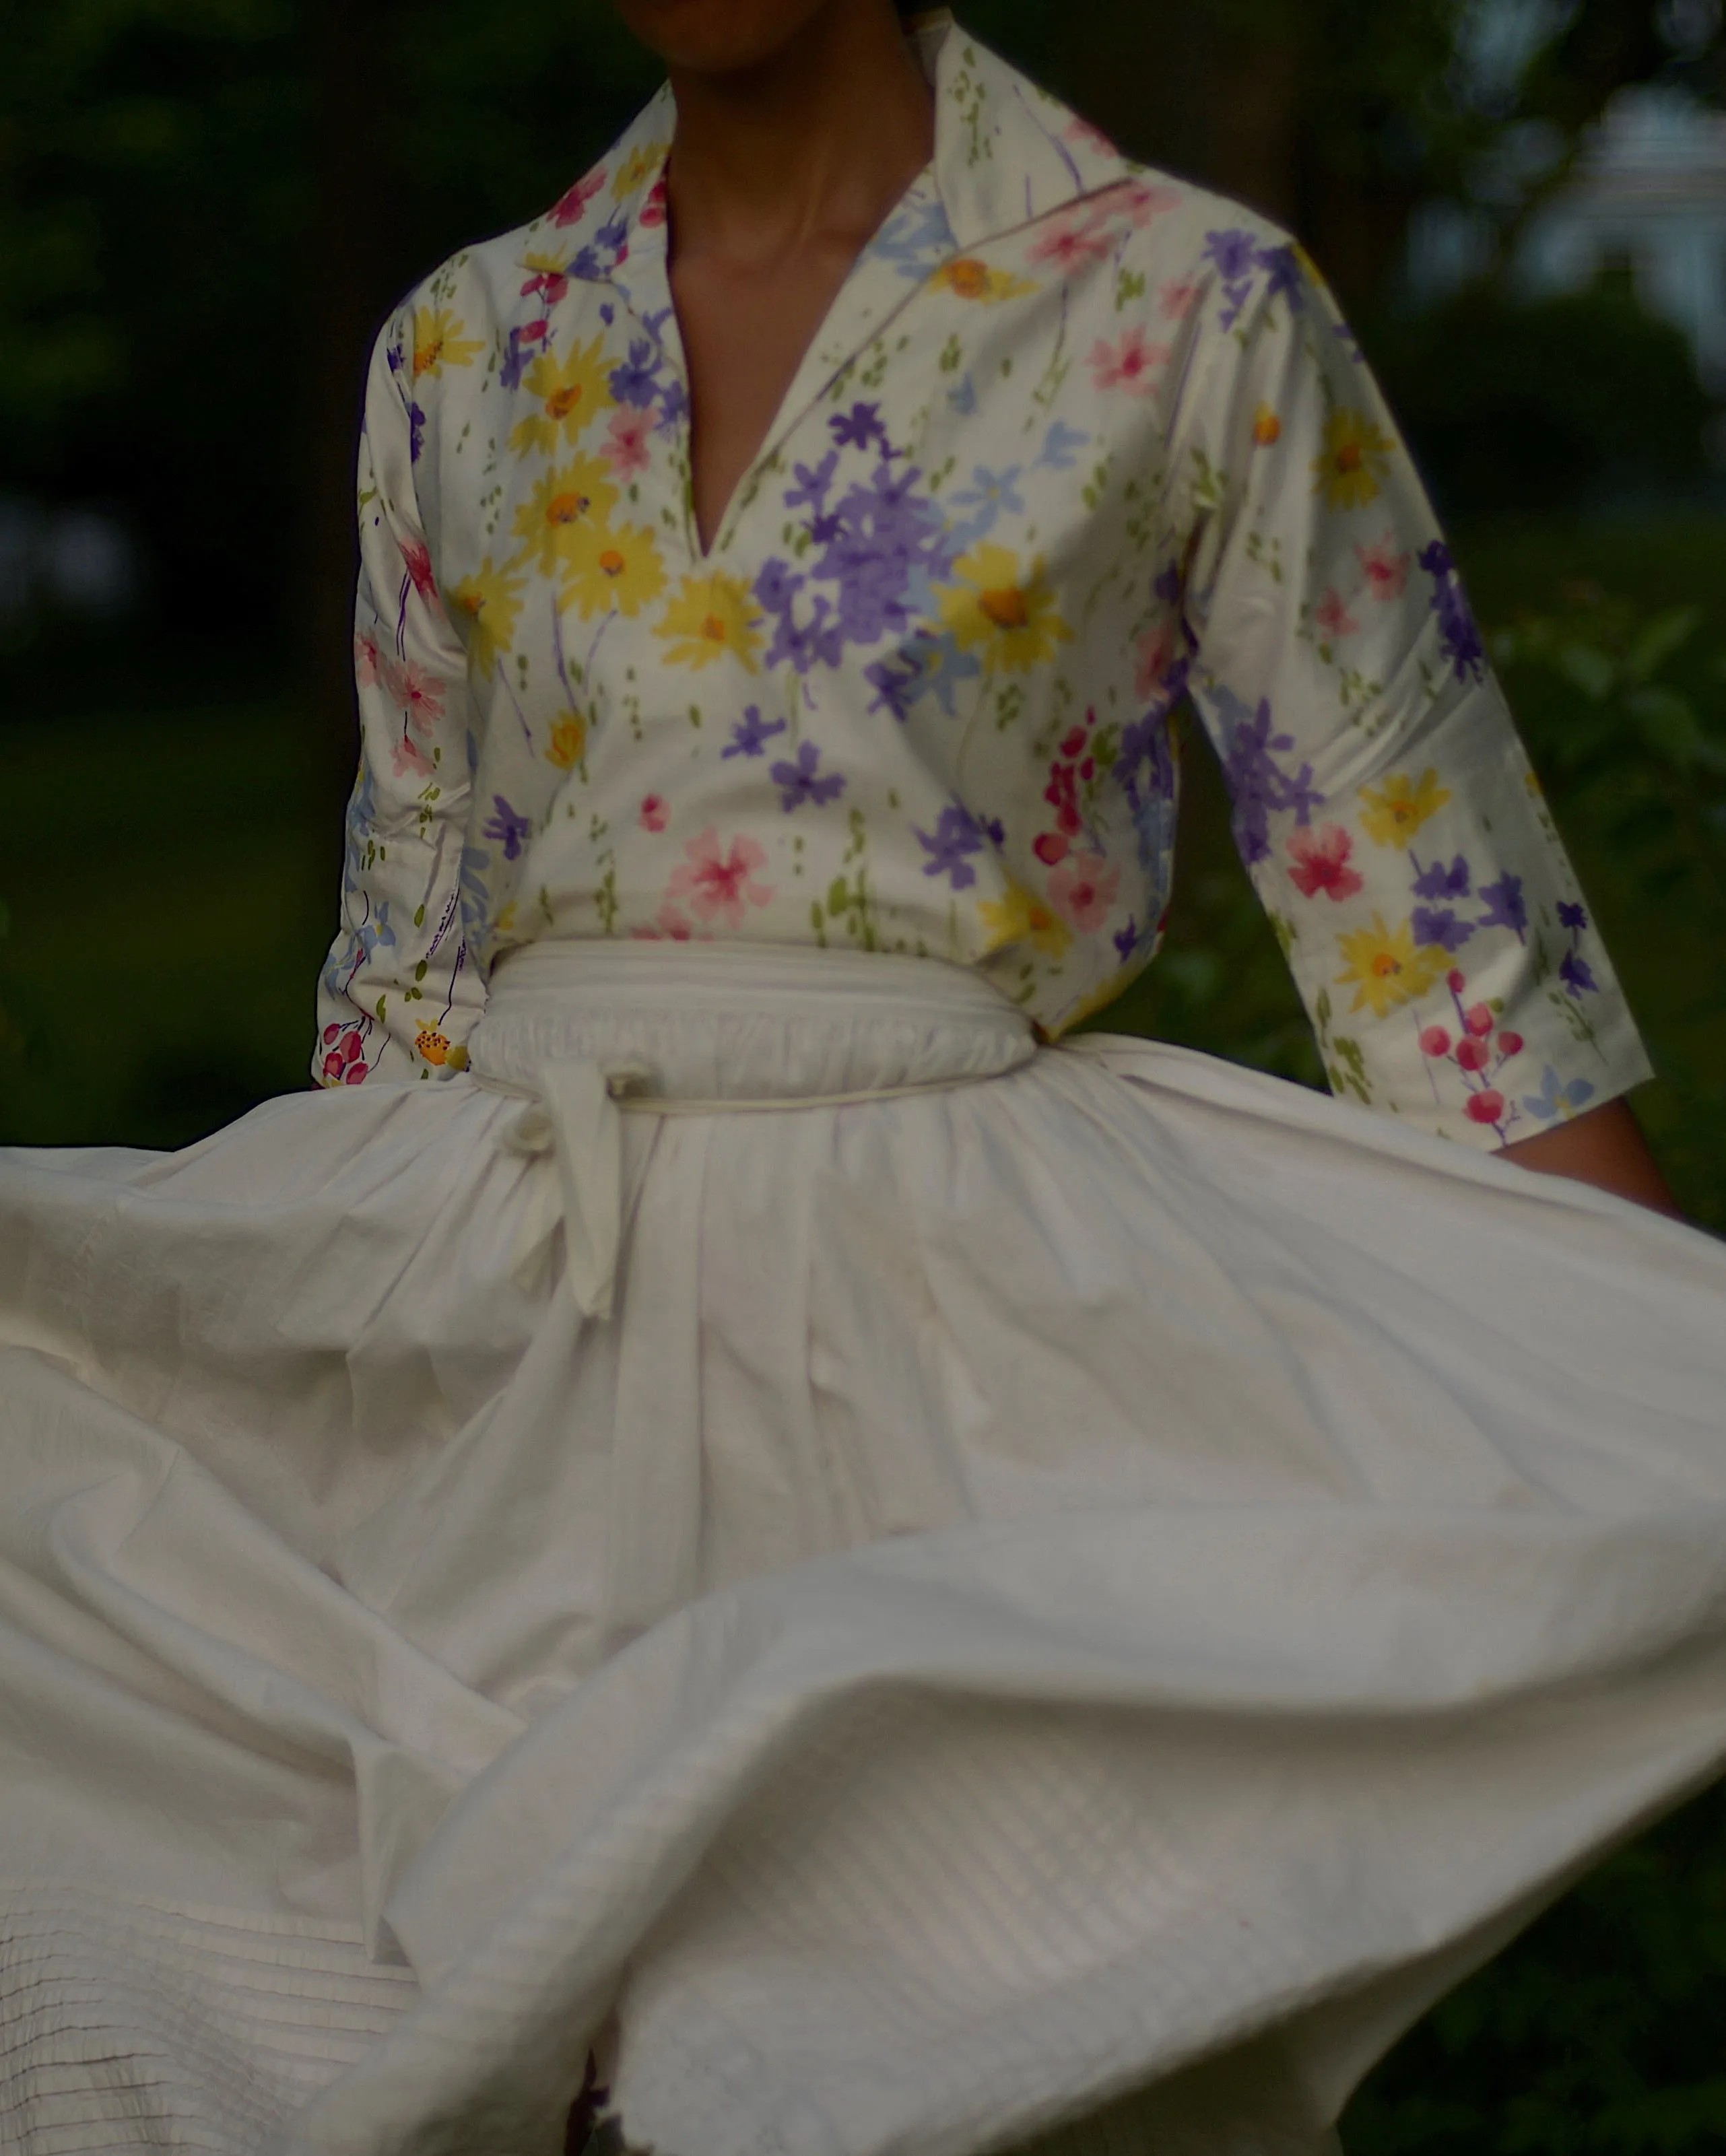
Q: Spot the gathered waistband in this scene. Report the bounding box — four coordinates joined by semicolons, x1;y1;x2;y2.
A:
466;940;1038;1105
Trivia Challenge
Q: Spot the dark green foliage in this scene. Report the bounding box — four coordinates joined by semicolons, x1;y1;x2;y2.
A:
1374;282;1717;518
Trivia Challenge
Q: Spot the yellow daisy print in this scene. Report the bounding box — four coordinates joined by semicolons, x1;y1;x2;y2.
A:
411;307;483;381
508;339;616;458
545;714;587;770
512;458;620;574
940;545;1073;673
932;257;1039;304
1357;768;1453;848
656;572;764;673
978;877;1074;959
560;520;668;621
1333;914;1447;1019
446;556;526;678
613;141;669;198
1312;408;1396;512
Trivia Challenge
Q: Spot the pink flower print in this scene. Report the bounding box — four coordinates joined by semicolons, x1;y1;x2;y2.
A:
632;902;696;942
1455;1036;1490;1073
1463;1002;1494;1038
1315;588;1360;640
400;537;441;612
1286;824;1364;902
1117;180;1182;228
639;793;669;833
1034;832;1069;867
319;1025;369;1087
1497;1030;1525;1056
1134;623;1179;699
1447;968;1467;993
1049;853;1121;933
1063;114;1118;156
396;661;445;737
521;267;569;306
1466;1089;1507;1126
390;731;432;780
603;407;653;477
354;631;380;687
1088;325;1170;395
640;175;668;229
1420;1024;1452;1058
666;827;774;929
1357;535;1411;603
1159;279;1201;320
550;166;605;228
1031;213;1116;273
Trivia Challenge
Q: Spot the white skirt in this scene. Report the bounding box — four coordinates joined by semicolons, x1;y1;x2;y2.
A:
3;941;1725;2156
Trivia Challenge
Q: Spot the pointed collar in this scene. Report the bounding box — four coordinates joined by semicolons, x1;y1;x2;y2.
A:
517;11;1137;285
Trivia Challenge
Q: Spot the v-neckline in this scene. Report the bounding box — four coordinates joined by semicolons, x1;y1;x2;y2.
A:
619;159;945;572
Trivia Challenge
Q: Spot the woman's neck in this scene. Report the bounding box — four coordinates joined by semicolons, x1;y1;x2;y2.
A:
664;4;935;269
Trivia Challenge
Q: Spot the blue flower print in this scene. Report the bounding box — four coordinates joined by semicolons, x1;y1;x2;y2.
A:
483;795;533;862
770;741;847;813
1419;541;1487;683
915;803;991;889
355;898;396;964
1522;1065;1597;1124
864;630;983;721
1034;419;1088;470
722;706;789;760
871;193;958;278
949;376;978;417
952;465;1026;516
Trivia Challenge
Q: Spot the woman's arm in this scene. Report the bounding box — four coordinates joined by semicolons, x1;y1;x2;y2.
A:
1498;1096;1685;1219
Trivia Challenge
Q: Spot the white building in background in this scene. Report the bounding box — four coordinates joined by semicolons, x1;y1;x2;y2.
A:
1517;86;1726;395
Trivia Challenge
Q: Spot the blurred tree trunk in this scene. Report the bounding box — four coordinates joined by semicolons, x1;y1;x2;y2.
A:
302;0;408;892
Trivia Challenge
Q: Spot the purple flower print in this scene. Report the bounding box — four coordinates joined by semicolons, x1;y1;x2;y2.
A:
1412;851;1471;902
786;450;840;516
830;401;890;455
572;213;629;283
1558;900;1588;934
1204;228;1260;283
407;401;426;465
1114;918;1143;966
1153;562;1183;611
1560;949;1599;997
770;741;847;813
1259;244;1305;309
754;559;804;614
1475;871;1527;942
762;448;958;671
609;339;663;409
915;803;991;889
1412;905;1474;953
1214;688;1324;867
499;330;530;393
483;795;533;862
722;705;788;760
1419;541;1488;683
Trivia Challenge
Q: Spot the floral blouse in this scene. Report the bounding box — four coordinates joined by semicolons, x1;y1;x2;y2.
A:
314;7;1654;1149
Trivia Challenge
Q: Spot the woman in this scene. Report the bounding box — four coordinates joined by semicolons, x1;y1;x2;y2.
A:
1;3;1723;2153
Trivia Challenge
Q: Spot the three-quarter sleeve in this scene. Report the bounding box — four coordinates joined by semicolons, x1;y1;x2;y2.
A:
1170;243;1655;1148
312;307;485;1089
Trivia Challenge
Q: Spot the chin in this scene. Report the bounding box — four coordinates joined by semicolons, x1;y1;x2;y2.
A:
613;0;851;75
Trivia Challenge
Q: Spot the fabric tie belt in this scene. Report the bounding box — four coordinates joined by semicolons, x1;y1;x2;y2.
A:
465;941;1040;1323
479;1054;1013;1320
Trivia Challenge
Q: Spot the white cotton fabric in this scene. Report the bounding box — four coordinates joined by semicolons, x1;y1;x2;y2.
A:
3;945;1726;2156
